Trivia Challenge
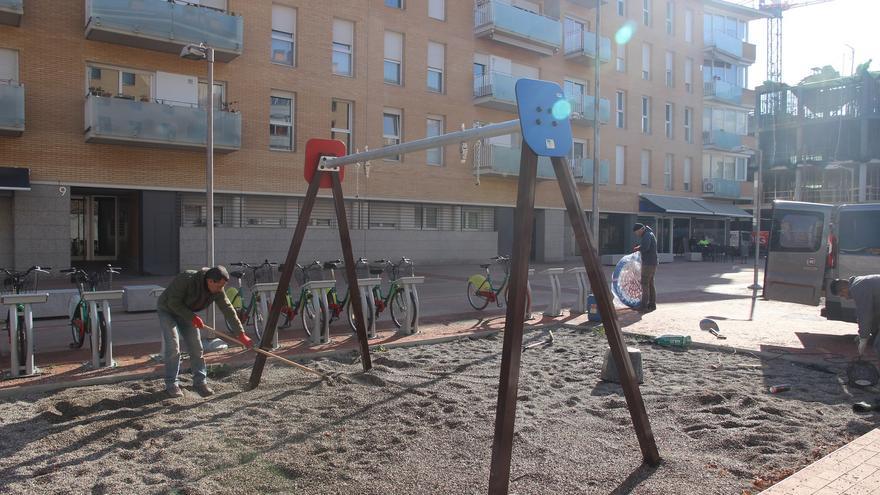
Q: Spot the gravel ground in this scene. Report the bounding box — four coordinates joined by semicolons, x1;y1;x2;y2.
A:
1;328;878;494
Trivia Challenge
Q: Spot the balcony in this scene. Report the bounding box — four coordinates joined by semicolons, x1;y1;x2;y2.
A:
570;95;610;127
0;83;24;135
703;130;744;151
703;29;755;63
474;143;556;179
703;80;743;106
563;30;611;66
568;0;605;7
702;178;742;199
474;72;518;112
84;94;241;152
85;0;243;62
474;1;562;56
572;158;610;185
0;0;22;26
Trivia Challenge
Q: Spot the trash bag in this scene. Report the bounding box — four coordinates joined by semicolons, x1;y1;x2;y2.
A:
612;252;642;308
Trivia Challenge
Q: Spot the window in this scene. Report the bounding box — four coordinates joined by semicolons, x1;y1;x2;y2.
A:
641;150;651;186
383;108;402;160
683;157;692;191
664;153;674;191
428;0;445;20
564;79;586;114
665;51;674;87
122;72;136;86
735;157;747;181
665;103;673;139
615;145;625;185
427;41;445;92
616;90;625;128
271;5;296;66
426;115;444;165
198;80;225;110
665;1;673;35
641;96;650;134
473;60;488;96
269;91;294;150
769;212;825;252
684;57;693;93
463;209;481;230
418;206;439;229
617;0;625;16
384;31;403;85
385;0;403;8
684;107;693;143
641;43;651;80
684;9;693;43
87;64;151;100
643;0;651;26
616;43;626;72
332;19;354;76
331;99;353;151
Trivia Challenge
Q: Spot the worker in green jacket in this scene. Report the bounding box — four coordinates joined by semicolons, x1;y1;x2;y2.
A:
157;266;253;398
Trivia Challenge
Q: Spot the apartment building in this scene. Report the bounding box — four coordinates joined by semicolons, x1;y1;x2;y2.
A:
0;0;762;275
756;68;880;208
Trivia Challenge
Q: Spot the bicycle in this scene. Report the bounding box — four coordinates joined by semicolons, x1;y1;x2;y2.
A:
352;257;417;330
466;256;532;318
226;260;283;340
62;265;120;359
1;266;51;368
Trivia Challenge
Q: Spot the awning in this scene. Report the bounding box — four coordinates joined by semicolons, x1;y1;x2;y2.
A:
694;199;752;218
0;167;30;191
639;194;713;216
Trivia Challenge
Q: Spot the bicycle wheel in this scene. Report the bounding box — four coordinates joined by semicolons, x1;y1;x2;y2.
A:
96;311;108;359
347;295;374;333
504;286;532;321
467;281;491;310
251;305;265;341
16;314;26;367
390;289;418;329
70;303;86;349
301;293;323;338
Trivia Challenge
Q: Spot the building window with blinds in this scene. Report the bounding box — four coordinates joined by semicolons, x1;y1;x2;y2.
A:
331;99;353;151
428;0;445;20
641;43;651;80
426;115;444;165
332;19;354;76
271;5;296;66
270;91;294;150
641;150;651;186
684;107;693;143
665;102;673;139
665;153;674;191
427;41;445;92
641;96;651;134
383;108;402;161
384;31;403;85
684;157;692;191
615;145;626;185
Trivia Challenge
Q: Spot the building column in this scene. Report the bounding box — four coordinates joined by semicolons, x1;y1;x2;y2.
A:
13;184;70;270
794;166;803;201
859;162;868;203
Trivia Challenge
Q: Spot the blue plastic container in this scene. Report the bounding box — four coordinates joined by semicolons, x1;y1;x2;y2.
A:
587;293;602;322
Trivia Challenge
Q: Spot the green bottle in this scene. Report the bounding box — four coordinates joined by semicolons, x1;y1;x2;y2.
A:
654;335;692;348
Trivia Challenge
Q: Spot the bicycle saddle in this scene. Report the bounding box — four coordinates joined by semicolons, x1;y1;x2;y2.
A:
323;260;343;269
480;264;492;269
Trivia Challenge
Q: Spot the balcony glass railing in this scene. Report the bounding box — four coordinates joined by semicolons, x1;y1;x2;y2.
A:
573;158;610;184
703;130;743;150
84;94;241;150
563;30;611;62
570;95;611;125
704;29;743;58
703;80;743;104
0;0;22;13
704;178;741;199
0;83;25;131
474;1;562;49
86;0;243;57
475;143;555;179
474;71;517;103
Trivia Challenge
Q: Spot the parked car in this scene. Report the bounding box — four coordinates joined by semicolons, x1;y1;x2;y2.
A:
763;200;880;322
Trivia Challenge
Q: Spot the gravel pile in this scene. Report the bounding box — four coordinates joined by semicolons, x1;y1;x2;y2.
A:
1;328;877;494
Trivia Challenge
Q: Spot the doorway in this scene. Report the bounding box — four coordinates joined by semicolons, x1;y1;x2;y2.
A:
70;193;136;268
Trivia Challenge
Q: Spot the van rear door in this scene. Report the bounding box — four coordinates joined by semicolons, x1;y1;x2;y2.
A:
763;200;832;305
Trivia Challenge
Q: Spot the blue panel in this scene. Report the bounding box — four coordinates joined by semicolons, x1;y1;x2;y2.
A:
515;79;572;158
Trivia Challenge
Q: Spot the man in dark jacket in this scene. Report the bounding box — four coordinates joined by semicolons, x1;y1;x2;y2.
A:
157;266;252;398
633;223;658;312
830;275;880;357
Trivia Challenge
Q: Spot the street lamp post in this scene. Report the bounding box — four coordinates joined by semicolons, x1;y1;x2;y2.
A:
181;43;216;326
590;0;601;245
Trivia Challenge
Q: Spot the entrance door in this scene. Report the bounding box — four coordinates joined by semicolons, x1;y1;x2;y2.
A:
71;196;118;261
673;218;690;254
763;200;832;305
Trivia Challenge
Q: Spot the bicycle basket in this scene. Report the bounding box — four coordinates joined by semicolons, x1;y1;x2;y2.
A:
293;265;307;286
305;263;327;282
369;262;388;277
395;259;415;279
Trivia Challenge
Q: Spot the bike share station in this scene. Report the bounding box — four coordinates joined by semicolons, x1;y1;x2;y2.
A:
242;79;659;493
2;292;49;378
80;289;124;369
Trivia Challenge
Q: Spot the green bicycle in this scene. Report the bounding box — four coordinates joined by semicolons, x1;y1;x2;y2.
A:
352;257;417;329
226;260;309;340
466;255;531;318
2;266;51;367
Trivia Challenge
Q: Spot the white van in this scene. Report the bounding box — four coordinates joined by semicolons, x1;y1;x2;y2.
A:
763;200;880;322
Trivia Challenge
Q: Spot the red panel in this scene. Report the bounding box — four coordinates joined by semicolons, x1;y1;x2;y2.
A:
304;138;346;188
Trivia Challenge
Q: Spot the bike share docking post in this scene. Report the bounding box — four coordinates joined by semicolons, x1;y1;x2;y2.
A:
540;268;565;317
302;280;336;345
252;282;281;349
2;293;48;378
81;290;124;368
395;276;425;335
150;288;166;361
355;278;381;339
566;266;590;314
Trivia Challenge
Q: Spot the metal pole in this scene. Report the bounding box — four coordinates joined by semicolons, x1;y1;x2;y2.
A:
591;0;601;245
206;46;216;328
749;149;763;320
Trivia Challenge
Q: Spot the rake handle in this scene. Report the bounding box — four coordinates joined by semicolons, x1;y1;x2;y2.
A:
202;325;325;378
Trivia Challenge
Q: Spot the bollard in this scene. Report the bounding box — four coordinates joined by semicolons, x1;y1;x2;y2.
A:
395;276;426;335
566;266;589;314
81;290;124;369
540;268;565;317
1;293;49;378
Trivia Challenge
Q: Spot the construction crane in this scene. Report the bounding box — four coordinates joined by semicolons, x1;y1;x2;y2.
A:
758;0;835;87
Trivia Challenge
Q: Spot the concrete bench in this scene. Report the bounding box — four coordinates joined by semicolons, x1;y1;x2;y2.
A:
123;285;164;312
685;252;702;262
658;253;674;264
30;289;79;319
